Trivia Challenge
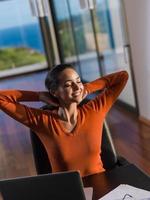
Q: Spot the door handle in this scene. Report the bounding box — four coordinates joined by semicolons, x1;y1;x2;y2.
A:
123;44;130;64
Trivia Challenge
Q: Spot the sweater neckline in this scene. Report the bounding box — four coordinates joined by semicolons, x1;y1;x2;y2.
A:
55;109;80;136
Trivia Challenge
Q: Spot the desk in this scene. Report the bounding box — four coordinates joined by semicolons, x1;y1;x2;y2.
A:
82;164;150;200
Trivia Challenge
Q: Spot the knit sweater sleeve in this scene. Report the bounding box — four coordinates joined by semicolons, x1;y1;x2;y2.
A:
0;90;46;131
84;70;129;113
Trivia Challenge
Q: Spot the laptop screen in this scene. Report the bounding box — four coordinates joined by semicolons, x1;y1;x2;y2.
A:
0;171;86;200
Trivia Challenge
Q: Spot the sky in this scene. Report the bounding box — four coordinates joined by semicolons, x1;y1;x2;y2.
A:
0;0;83;30
0;0;37;30
0;0;112;29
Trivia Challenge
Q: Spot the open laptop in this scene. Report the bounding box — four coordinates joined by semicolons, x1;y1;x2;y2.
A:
0;171;86;200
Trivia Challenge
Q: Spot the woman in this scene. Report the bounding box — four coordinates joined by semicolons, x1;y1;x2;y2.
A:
0;64;128;177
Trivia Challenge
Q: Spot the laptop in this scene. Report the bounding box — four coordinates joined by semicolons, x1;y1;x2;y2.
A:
0;171;86;200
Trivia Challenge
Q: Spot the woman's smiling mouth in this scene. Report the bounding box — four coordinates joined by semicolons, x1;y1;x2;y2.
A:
72;91;82;97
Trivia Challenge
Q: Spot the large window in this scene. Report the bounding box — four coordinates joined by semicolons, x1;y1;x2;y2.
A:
0;0;46;76
51;0;137;109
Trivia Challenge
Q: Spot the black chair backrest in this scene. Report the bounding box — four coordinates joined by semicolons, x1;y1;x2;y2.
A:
30;130;52;174
30;105;118;174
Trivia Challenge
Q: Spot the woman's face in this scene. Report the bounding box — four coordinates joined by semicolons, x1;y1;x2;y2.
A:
53;68;84;105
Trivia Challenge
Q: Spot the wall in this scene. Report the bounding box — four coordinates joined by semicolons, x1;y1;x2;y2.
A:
123;0;150;122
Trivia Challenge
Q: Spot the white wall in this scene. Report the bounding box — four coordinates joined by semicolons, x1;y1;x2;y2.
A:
123;0;150;121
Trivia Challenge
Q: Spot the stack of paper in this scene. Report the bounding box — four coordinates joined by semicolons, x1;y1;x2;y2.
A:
99;184;150;200
84;187;93;200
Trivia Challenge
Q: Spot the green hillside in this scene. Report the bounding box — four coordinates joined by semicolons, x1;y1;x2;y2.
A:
0;47;45;71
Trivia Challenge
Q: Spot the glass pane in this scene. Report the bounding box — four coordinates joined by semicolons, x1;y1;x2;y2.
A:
53;0;77;61
68;0;100;81
0;0;46;74
94;0;118;72
95;0;136;108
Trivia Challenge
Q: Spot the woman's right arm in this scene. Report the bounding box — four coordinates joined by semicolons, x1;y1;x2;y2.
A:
0;90;50;131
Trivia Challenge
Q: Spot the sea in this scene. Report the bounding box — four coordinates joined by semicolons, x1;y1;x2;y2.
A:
0;23;45;53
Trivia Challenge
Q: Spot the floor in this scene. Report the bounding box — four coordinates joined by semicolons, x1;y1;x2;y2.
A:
0;70;150;179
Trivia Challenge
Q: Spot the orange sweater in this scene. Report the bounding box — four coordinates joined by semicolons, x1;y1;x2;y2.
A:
0;71;128;177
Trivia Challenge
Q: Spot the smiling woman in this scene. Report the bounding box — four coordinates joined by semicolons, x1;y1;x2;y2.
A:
45;64;84;106
0;63;128;177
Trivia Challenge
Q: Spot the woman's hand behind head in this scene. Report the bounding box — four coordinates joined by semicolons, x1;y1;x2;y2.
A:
82;88;88;102
39;92;59;107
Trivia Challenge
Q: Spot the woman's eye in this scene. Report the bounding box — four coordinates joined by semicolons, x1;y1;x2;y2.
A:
64;84;71;88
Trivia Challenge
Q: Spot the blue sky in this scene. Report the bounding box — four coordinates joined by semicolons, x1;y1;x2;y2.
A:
0;0;95;30
0;0;84;30
0;0;37;30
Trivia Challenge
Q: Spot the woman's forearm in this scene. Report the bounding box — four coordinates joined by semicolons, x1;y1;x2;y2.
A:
84;70;128;95
0;90;46;130
83;70;128;114
0;90;40;103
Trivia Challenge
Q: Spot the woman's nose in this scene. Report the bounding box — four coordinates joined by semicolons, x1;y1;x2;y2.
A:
73;82;80;90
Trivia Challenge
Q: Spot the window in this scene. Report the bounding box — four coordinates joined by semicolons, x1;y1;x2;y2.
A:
0;0;46;76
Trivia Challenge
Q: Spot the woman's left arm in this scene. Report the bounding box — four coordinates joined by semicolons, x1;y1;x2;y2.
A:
84;71;129;112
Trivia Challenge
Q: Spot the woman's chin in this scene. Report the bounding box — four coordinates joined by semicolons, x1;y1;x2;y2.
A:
73;97;82;104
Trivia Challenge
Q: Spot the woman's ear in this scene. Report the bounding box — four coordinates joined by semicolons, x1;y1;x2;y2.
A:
49;89;57;98
48;89;59;105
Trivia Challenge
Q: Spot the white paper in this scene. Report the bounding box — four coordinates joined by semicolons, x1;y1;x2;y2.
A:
84;187;93;200
99;184;150;200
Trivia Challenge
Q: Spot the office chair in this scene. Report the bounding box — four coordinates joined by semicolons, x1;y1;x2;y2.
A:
30;94;129;174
